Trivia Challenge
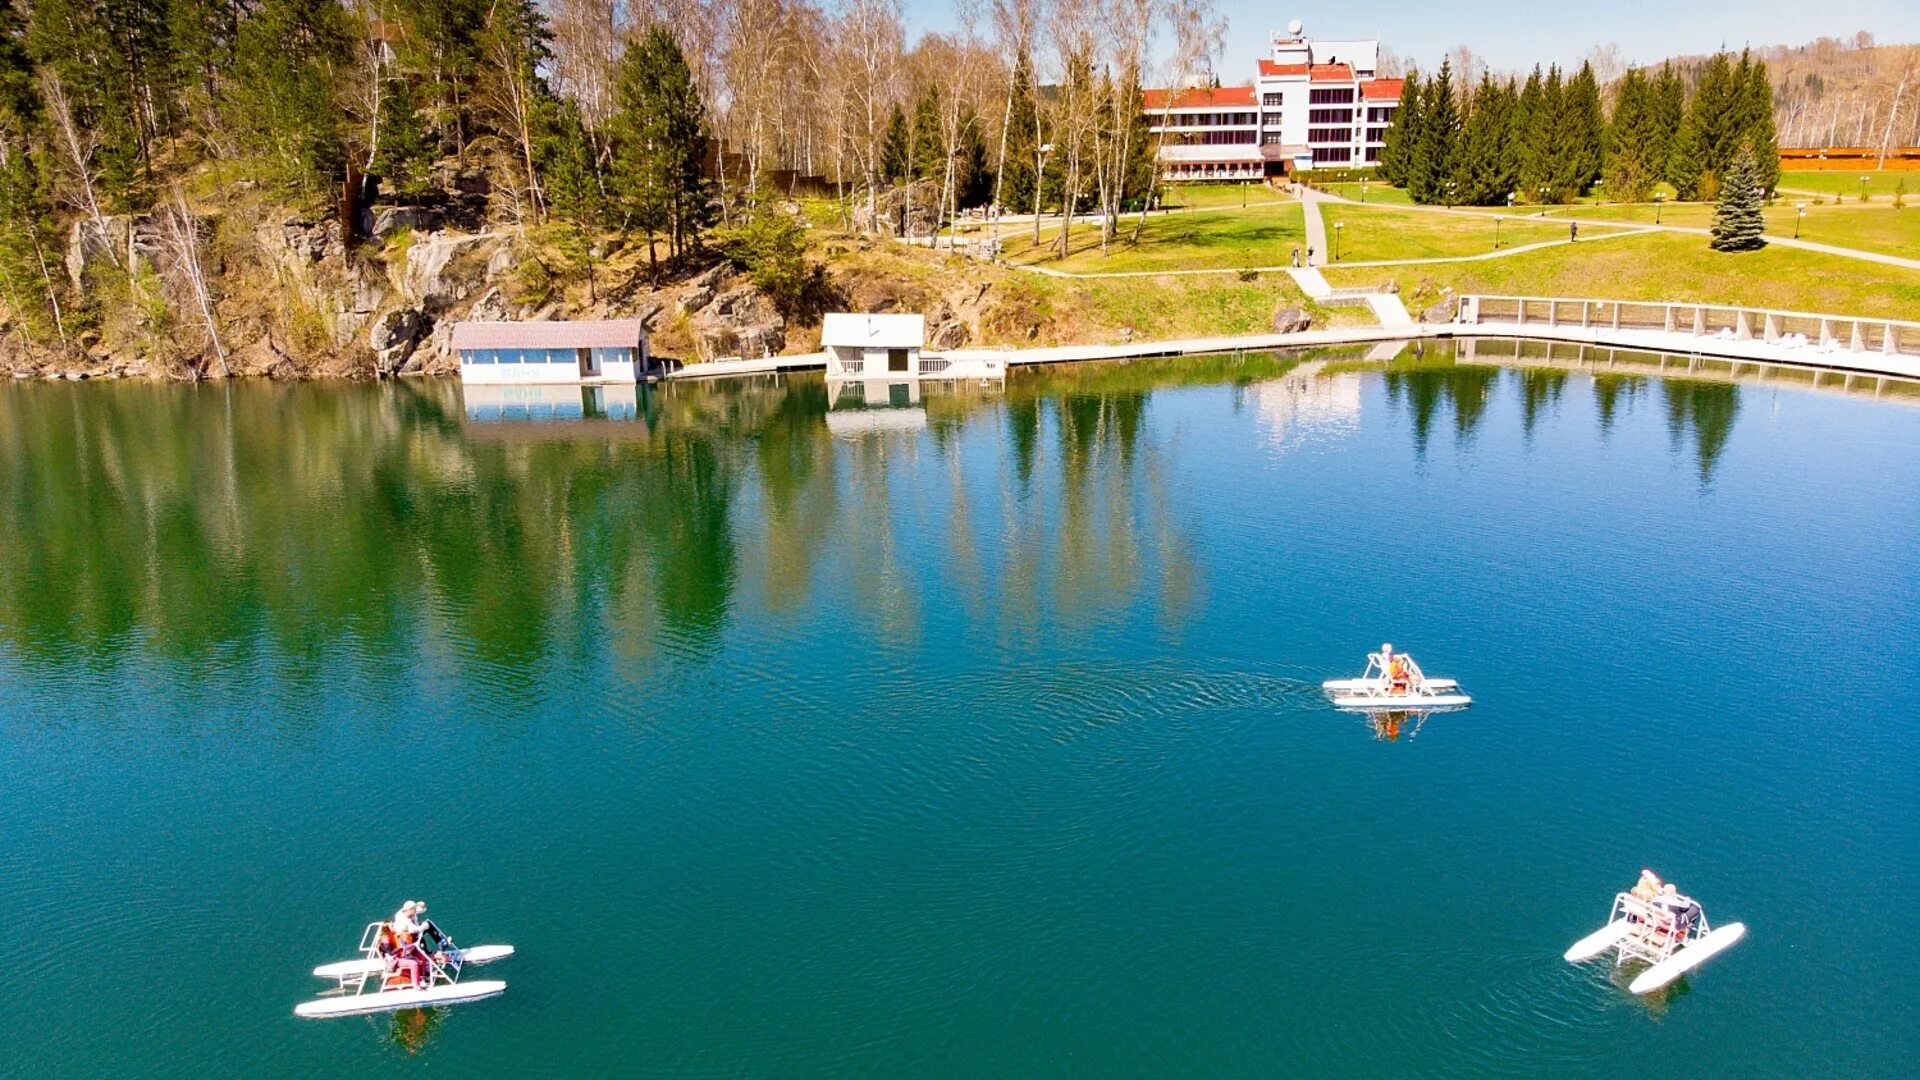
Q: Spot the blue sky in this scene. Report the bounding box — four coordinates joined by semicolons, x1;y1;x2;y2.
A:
900;1;1920;74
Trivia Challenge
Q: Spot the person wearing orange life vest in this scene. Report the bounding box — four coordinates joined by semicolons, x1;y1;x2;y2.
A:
1381;643;1412;695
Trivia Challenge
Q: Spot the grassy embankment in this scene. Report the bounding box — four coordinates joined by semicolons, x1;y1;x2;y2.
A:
817;237;1340;347
1317;205;1625;262
1322;229;1920;320
1775;169;1913;199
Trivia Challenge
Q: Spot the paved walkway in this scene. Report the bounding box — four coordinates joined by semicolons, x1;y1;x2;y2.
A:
1299;186;1330;266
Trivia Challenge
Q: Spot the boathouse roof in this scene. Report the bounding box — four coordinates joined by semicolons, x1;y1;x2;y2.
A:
821;313;925;350
450;319;647;350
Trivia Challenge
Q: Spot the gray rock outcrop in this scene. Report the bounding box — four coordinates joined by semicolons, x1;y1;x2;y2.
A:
1271;305;1312;334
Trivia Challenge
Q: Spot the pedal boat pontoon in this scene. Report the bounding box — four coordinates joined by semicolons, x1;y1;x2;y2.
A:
295;921;512;1019
1322;650;1470;710
1564;890;1746;995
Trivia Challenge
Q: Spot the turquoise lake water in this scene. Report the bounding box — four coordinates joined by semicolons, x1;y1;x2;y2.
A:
2;343;1916;1076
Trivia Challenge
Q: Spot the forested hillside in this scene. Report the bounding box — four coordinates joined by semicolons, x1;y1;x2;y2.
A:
0;0;1199;379
1648;35;1920;152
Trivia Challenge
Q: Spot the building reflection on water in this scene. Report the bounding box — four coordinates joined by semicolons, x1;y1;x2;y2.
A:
1252;361;1363;452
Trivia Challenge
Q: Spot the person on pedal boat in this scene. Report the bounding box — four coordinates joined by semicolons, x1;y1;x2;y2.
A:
377;922;426;989
389;901;439;985
1381;643;1411;694
401;899;449;953
1631;869;1662;902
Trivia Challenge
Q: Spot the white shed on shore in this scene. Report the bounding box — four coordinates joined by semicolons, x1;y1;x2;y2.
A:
452;319;650;385
822;313;924;379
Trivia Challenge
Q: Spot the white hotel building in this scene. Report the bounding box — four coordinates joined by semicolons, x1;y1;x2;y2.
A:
1145;22;1403;181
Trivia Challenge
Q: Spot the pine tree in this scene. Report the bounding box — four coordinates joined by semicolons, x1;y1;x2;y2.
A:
1605;67;1658;202
230;0;351;197
371;77;434;199
540;97;612;296
1709;142;1766;252
609;24;712;262
1377;69;1421;188
1409;59;1457;203
955;109;994;209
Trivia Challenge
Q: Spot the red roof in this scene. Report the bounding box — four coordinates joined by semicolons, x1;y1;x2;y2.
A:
451;320;646;350
1361;78;1404;101
1309;63;1354;82
1257;60;1308;77
1141;85;1256;110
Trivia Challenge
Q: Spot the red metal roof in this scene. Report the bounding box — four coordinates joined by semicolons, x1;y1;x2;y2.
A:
1257;60;1308;77
1361;78;1404;101
450;320;646;350
1141;85;1257;110
1309;63;1354;82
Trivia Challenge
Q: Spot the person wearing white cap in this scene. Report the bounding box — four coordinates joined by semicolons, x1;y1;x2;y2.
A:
1381;643;1411;695
394;899;449;953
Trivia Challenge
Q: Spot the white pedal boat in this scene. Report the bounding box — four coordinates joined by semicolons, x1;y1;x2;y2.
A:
1566;889;1745;994
297;920;512;1019
1323;648;1470;710
313;944;515;980
295;979;507;1018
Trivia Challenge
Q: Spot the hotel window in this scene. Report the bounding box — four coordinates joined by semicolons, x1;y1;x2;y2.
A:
1309;108;1352;125
1262;112;1282;127
1307;127;1348;145
1309;87;1355;105
1262;92;1283;106
1262;133;1283;145
1311;146;1353;163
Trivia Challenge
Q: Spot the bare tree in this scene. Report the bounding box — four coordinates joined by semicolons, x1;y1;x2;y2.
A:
836;0;904;233
1131;0;1223;244
38;69;119;272
158;188;228;377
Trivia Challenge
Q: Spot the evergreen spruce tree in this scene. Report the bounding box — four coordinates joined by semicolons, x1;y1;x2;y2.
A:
1709;142;1766;251
1690;53;1738;180
609;24;712;262
1409;59;1457;203
1453;74;1514;205
1522;66;1565;201
1741;57;1779;194
1511;66;1544;199
880;103;910;186
955;110;994;208
1650;62;1686;189
1000;57;1039;212
1557;61;1605;196
541;97;613;295
1377;70;1421;188
1604;67;1657;202
909;86;941;183
370;77;435;199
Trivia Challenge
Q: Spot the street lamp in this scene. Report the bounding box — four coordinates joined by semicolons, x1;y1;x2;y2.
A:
1333;221;1345;261
1494;214;1503;249
1506;191;1516;210
1446;179;1458;207
1654;191;1664;225
1860;175;1870;202
1794;201;1807;239
1361;177;1369;203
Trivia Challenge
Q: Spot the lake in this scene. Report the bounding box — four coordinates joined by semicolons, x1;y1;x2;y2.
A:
2;342;1916;1076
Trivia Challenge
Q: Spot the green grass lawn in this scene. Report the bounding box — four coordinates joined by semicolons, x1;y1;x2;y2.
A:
1776;169;1915;200
999;202;1308;273
1321;230;1920;320
1321;204;1623;262
1158;182;1289;210
1535;201;1919;259
1321;181;1413;205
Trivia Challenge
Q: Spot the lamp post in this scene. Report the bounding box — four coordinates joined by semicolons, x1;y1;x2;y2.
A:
1861;175;1870;202
1361;177;1368;202
1507;191;1516;211
1539;184;1551;207
1794;202;1807;239
1446;179;1457;207
1334;221;1345;262
1654;191;1664;225
1494;214;1503;249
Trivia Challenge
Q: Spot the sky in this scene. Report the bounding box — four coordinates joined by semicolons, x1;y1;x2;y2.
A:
900;0;1920;75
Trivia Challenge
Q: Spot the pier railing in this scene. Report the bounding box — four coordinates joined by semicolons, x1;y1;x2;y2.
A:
1458;295;1920;359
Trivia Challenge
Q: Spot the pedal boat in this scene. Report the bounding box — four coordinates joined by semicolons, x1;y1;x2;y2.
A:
1564;889;1746;994
1322;650;1470;710
296;920;513;1019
